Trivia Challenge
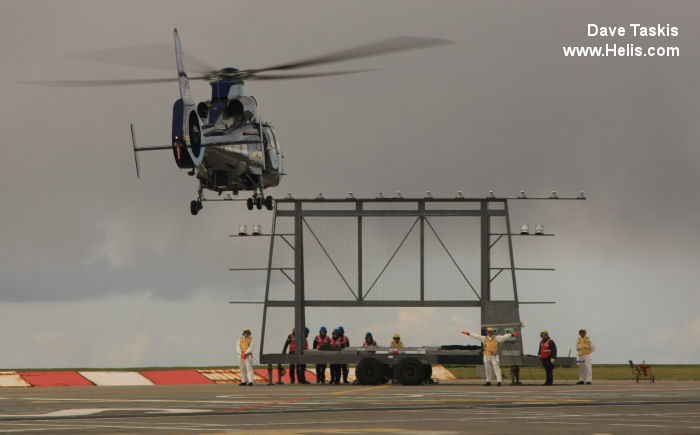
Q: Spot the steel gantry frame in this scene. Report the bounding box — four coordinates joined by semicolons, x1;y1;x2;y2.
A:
227;195;584;365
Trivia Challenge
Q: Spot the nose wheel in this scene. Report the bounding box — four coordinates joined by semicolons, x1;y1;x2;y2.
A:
190;200;203;215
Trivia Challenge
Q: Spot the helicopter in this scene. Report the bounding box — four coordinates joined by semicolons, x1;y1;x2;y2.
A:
29;29;452;214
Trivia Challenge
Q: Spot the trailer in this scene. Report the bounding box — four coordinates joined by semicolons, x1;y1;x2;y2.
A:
230;194;584;383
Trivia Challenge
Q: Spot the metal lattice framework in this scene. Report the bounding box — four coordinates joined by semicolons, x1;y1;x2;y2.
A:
227;196;583;365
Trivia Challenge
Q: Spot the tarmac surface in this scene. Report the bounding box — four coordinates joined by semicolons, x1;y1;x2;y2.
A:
0;380;699;434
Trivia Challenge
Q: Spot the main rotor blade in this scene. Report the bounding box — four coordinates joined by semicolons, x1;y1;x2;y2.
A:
246;69;374;80
63;44;218;75
240;36;453;77
19;76;210;87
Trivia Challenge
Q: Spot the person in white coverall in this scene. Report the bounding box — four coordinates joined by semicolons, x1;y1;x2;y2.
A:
575;328;595;384
237;328;255;386
462;327;519;386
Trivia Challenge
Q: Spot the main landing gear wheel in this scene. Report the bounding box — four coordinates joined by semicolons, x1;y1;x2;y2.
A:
247;198;254;211
190;200;203;215
265;196;274;210
255;196;263;209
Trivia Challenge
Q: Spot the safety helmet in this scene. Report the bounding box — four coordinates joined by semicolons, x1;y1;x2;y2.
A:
320;326;327;333
243;328;251;334
540;329;548;336
366;332;373;337
338;326;344;333
305;327;309;333
579;328;586;333
332;329;339;335
486;327;495;333
393;333;400;339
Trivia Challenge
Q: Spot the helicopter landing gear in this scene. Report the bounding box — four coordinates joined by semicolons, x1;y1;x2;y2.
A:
246;194;274;211
190;200;203;215
191;181;205;215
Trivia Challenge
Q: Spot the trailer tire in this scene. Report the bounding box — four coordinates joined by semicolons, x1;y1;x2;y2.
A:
396;358;425;385
356;357;384;385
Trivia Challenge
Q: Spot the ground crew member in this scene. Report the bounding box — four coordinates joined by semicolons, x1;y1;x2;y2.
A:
576;328;595;384
462;327;518;386
283;327;311;384
282;327;296;384
338;326;350;384
313;326;331;383
390;333;403;348
297;327;311;384
363;332;377;347
538;330;557;385
329;329;343;384
236;328;255;386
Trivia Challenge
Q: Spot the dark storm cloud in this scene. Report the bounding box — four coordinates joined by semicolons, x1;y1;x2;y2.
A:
0;0;699;365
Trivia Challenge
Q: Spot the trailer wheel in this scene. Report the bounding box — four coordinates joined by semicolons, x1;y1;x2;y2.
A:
396;357;425;385
356;357;384;385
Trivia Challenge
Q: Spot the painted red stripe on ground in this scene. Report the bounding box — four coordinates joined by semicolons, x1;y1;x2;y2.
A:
139;370;214;385
19;371;94;387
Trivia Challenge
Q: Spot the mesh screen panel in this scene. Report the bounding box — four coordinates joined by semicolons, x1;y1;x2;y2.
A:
303;217;358;301
362;217;420;301
424;217;481;301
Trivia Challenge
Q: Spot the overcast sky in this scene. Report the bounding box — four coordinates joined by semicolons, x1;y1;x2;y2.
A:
1;0;699;368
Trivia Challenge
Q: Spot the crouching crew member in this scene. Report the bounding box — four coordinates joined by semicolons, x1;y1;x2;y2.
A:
313;326;331;383
363;332;377;348
538;330;557;385
237;328;255;386
390;333;403;348
576;328;595;385
462;327;518;386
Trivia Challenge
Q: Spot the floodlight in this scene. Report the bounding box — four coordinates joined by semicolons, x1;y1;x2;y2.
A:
535;224;544;235
425;190;432;199
238;225;248;236
520;224;530;234
518;190;527;199
316;192;324;200
549;191;558;199
252;224;262;235
376;192;384;199
347;192;355;199
488;190;495;198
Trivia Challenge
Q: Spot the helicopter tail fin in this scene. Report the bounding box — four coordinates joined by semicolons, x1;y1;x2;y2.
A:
173;28;191;100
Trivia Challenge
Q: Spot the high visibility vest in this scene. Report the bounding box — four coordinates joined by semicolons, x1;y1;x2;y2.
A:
539;339;553;359
289;334;296;353
483;335;498;356
331;337;345;350
240;336;252;353
390;340;403;348
315;335;331;349
341;335;350;348
577;336;591;356
363;340;377;347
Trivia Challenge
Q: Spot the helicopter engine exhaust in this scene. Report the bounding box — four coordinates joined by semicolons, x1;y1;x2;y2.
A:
222;96;257;123
171;99;204;169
